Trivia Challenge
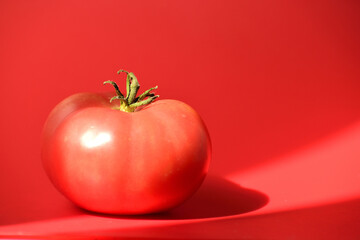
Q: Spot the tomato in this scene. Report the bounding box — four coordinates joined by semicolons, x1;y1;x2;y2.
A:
41;70;211;214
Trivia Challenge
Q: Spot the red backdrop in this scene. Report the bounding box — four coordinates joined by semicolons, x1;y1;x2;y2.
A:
1;0;360;239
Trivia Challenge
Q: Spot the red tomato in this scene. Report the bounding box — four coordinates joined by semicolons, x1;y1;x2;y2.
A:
41;71;211;214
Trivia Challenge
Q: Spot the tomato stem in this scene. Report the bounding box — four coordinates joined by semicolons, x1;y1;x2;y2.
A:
103;70;159;112
103;81;124;98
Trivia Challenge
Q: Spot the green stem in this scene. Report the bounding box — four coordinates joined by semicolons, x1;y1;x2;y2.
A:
137;86;158;101
118;70;131;100
103;70;159;112
103;80;124;98
127;72;140;104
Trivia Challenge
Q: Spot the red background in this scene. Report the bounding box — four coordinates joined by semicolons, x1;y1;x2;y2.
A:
1;0;360;239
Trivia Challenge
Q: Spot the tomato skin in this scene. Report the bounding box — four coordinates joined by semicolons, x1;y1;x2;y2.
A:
42;93;211;214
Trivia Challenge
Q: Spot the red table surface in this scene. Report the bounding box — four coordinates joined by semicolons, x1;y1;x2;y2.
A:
1;0;360;239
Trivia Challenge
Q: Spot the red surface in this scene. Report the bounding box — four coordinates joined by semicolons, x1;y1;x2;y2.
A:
1;0;360;239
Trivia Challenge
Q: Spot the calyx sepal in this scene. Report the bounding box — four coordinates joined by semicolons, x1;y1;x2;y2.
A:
103;70;159;112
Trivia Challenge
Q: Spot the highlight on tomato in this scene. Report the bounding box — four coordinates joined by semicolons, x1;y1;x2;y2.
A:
41;70;211;214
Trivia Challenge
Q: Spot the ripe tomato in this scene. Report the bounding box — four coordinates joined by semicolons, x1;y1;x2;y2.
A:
41;71;211;214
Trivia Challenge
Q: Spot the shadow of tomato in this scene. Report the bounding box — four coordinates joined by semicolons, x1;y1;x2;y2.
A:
153;174;269;219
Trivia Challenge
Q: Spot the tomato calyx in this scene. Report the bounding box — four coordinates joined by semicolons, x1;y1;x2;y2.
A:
104;70;159;112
